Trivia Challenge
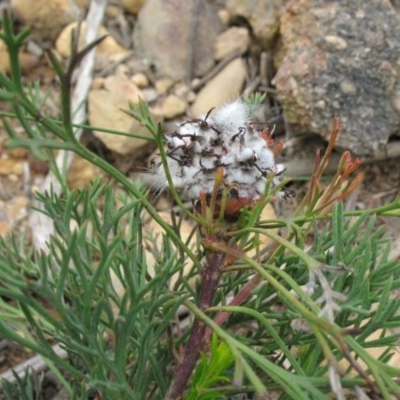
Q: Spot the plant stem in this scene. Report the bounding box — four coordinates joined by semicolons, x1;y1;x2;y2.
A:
165;251;225;400
204;274;261;342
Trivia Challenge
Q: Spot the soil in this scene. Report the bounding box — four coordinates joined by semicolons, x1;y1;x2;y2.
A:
0;341;33;375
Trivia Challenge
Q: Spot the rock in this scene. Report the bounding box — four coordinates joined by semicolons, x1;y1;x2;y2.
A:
155;78;174;95
213;27;250;61
88;73;162;155
76;0;89;8
1;40;23;70
5;147;28;160
0;158;24;176
173;83;190;98
141;87;158;103
122;0;146;14
11;0;82;41
102;73;141;97
174;83;196;103
91;77;105;90
0;197;29;237
130;72;149;88
56;22;129;59
26;40;44;58
105;5;121;18
0;39;40;73
162;94;187;119
225;0;285;47
67;156;103;190
273;0;400;155
133;0;223;81
191;58;246;116
218;8;230;25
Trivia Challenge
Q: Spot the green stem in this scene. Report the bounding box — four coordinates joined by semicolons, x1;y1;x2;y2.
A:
0;111;157;141
0;12;30;93
71;141;201;268
227;227;321;270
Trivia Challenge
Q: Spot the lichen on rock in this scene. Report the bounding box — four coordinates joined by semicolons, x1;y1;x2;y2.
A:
273;0;400;155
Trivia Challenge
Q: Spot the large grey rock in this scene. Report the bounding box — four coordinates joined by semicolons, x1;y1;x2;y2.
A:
273;0;400;155
133;0;222;81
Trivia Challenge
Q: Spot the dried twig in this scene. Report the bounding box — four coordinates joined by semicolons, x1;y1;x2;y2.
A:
242;76;261;98
190;51;242;92
0;343;68;387
97;50;134;77
260;51;269;87
284;141;400;177
28;0;107;252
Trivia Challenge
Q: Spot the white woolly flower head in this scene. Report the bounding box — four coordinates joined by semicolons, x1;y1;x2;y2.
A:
152;99;293;205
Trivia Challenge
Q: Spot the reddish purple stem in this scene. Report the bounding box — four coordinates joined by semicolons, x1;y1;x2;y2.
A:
165;251;224;400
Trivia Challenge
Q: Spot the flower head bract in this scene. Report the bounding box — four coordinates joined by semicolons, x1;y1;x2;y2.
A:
152;99;292;209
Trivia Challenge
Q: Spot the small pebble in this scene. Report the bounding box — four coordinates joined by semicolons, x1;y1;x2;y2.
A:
131;72;149;88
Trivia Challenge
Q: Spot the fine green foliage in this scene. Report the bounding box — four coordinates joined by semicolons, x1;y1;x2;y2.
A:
1;11;400;400
0;181;186;399
186;335;235;400
1;370;43;400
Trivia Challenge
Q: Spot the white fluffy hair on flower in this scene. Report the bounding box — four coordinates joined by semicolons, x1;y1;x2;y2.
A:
152;99;293;203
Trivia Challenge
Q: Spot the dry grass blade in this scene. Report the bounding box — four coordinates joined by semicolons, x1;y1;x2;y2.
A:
28;0;108;252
